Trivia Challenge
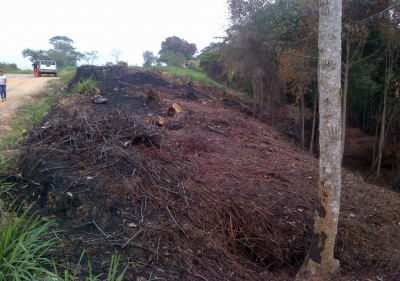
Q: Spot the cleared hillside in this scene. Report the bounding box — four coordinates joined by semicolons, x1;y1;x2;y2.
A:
11;65;400;280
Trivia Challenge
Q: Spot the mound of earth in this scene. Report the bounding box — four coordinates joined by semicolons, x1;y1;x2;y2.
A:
11;65;400;280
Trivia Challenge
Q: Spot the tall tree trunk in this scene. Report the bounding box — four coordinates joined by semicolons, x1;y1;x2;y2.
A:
296;0;342;280
310;81;318;154
301;88;305;149
252;76;257;118
372;91;384;170
340;39;350;159
259;77;264;120
377;51;392;178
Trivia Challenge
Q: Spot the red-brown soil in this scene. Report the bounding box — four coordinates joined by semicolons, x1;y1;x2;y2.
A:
9;65;400;280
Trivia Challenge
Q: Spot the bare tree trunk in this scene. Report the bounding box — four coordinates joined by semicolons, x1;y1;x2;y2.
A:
377;51;392;178
310;81;318;154
372;92;383;169
259;77;264;120
340;39;350;159
301;88;305;148
296;0;342;280
252;76;257;118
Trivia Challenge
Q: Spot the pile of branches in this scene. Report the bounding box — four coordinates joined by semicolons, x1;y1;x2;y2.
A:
18;106;313;280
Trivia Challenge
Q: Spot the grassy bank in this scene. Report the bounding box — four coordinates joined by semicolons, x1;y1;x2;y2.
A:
149;65;223;89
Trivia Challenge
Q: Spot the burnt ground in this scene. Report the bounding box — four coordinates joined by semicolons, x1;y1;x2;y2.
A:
8;65;400;280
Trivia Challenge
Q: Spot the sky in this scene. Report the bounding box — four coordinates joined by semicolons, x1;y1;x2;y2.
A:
1;0;230;69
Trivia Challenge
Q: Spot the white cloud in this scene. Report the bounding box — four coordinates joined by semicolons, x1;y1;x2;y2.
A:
0;0;229;69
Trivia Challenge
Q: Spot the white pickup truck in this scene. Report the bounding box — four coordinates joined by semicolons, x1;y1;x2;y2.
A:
39;60;58;77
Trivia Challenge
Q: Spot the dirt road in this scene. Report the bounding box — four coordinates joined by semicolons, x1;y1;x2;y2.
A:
0;74;59;134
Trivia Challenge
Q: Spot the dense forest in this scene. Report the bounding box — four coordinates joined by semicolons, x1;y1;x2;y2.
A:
197;0;400;188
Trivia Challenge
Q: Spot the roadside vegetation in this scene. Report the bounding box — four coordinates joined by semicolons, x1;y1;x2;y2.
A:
149;65;223;89
74;76;98;94
0;67;79;172
0;62;32;74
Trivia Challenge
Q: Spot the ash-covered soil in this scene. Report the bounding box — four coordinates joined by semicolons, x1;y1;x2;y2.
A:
11;65;400;280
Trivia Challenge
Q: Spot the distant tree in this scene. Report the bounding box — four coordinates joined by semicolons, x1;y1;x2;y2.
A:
199;42;222;56
158;50;186;67
21;49;46;63
159;36;197;60
199;51;224;81
83;51;100;65
142;51;158;67
110;49;122;64
48;36;83;67
22;36;83;67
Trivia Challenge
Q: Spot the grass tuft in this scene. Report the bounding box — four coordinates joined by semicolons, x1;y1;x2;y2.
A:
52;250;129;281
73;76;98;95
0;201;58;281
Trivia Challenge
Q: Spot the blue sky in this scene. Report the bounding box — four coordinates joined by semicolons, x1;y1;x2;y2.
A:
1;0;229;69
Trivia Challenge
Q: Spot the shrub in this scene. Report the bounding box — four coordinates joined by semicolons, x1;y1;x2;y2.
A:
74;76;98;95
187;61;203;72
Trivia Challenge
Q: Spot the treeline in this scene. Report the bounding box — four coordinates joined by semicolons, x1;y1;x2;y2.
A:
22;36;100;68
198;0;400;186
0;62;21;73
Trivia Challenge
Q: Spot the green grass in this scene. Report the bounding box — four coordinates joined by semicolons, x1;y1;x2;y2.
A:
21;98;52;129
74;76;98;94
52;250;129;281
150;66;223;89
0;202;58;281
58;66;77;84
0;62;30;74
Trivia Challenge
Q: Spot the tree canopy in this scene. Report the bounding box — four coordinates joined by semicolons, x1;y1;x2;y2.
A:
22;36;84;67
158;36;197;62
142;51;158;67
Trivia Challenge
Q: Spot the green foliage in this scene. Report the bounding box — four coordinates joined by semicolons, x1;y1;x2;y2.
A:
0;93;54;171
228;73;252;94
21;49;45;63
199;52;224;81
74;77;98;95
106;251;129;281
0;62;20;73
58;66;77;84
159;36;197;60
0;203;58;281
187;61;203;72
22;36;83;67
151;66;223;88
348;61;381;109
158;51;186;67
143;51;159;67
199;42;222;55
52;250;129;281
0;62;31;74
21;98;52;129
271;0;303;42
